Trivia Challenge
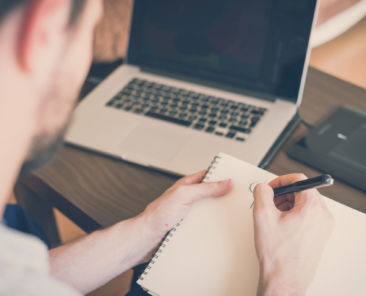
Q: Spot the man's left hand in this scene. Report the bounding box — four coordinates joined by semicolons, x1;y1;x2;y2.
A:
139;170;233;252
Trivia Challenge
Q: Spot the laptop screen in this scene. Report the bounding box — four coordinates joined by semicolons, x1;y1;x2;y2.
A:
128;0;317;103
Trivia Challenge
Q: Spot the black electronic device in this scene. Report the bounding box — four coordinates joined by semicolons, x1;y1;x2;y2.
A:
128;0;317;103
287;106;366;192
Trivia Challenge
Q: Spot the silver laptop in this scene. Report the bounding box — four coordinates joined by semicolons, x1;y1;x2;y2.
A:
66;0;318;176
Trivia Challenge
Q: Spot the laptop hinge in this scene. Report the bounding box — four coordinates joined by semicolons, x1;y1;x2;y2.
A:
258;112;301;168
138;65;276;103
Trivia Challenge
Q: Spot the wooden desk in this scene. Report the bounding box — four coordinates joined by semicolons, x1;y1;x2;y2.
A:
15;68;366;247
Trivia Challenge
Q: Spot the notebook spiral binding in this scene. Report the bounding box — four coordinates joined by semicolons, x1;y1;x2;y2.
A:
138;222;181;282
138;154;223;282
202;154;223;182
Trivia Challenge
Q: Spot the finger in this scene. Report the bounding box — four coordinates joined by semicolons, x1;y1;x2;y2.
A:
274;194;294;207
176;179;233;204
277;201;292;212
268;173;308;189
269;174;307;211
293;188;319;209
253;184;278;217
274;196;294;208
274;195;287;205
274;200;287;211
175;170;208;186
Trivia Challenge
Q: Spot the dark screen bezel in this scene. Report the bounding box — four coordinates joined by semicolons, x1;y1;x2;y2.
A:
127;0;317;104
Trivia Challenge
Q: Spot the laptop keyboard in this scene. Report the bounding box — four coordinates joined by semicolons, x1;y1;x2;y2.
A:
105;78;267;142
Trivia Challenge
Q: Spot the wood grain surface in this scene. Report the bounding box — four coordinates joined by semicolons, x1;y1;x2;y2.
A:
16;68;366;233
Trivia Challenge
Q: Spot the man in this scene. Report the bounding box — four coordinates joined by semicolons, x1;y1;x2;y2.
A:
0;1;334;295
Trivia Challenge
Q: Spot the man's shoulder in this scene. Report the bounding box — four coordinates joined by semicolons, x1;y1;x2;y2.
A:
0;224;81;296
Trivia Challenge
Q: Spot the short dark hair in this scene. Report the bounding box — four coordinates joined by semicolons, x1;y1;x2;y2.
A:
0;0;86;25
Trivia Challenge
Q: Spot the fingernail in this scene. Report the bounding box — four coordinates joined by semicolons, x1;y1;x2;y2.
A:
253;183;264;193
225;179;232;186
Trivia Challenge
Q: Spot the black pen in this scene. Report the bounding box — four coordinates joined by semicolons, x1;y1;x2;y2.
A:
273;174;334;197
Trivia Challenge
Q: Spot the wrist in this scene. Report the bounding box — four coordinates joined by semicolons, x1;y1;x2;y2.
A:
258;264;306;296
134;212;167;250
259;279;305;296
111;214;165;267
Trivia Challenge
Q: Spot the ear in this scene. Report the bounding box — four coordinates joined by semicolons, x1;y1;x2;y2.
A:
17;0;71;74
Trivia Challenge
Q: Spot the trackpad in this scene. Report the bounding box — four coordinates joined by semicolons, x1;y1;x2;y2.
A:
120;122;190;163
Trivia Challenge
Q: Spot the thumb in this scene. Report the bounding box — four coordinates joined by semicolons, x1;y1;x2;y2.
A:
253;183;277;215
178;179;233;204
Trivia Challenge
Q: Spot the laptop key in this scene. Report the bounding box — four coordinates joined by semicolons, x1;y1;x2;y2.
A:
206;126;215;133
230;125;252;134
133;108;144;114
122;89;132;96
194;123;205;130
226;131;236;139
210;98;219;104
200;95;209;102
250;116;261;127
251;109;265;115
188;115;197;121
146;111;192;127
250;121;258;128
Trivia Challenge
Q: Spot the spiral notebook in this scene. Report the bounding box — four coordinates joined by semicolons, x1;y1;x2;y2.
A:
137;153;366;296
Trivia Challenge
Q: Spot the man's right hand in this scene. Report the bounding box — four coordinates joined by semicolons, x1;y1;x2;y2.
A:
253;174;335;296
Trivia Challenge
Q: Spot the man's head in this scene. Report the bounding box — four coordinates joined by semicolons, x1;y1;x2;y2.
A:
0;0;102;173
